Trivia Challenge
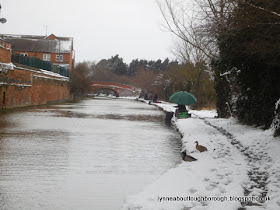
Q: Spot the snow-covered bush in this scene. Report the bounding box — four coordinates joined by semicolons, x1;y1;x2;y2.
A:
271;99;280;137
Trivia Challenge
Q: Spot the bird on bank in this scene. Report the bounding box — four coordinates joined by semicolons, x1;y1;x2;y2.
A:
195;141;208;152
181;151;197;162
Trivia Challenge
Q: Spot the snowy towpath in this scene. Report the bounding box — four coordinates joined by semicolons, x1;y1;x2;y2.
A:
122;101;280;210
202;117;270;209
204;116;280;210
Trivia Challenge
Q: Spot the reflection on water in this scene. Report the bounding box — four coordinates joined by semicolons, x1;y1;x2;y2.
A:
0;98;181;209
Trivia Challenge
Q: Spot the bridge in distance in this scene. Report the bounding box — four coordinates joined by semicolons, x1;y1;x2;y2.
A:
91;81;140;97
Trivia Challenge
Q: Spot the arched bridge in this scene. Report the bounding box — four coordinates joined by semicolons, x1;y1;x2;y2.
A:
91;81;140;97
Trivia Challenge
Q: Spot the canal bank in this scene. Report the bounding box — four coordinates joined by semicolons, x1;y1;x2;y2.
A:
122;99;247;210
123;99;280;210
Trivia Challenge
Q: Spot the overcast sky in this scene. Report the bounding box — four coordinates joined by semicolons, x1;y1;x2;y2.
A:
0;0;175;64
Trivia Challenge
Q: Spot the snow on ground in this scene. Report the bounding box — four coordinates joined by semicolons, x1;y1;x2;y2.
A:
122;100;280;210
205;117;280;210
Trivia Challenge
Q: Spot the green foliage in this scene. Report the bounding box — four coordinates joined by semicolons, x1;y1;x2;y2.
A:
106;55;128;75
214;0;280;134
95;55;176;77
69;62;92;98
154;60;216;108
211;61;232;118
272;102;280;136
157;0;280;135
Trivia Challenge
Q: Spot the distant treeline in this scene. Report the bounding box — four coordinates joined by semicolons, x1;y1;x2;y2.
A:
94;55;178;76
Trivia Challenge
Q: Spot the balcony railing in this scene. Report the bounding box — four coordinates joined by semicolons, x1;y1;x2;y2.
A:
11;53;68;77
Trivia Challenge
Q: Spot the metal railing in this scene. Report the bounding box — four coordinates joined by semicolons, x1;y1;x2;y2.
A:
11;53;68;77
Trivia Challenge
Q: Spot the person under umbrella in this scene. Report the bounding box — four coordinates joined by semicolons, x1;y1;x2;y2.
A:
169;91;197;118
175;104;188;117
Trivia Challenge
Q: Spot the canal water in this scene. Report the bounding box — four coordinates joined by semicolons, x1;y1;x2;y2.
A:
0;98;181;210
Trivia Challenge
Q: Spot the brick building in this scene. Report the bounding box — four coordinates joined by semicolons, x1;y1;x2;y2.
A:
0;33;75;72
0;38;12;63
0;35;71;109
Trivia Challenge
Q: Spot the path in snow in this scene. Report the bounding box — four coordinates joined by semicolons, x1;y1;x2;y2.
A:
202;118;270;209
122;100;280;210
203;116;280;210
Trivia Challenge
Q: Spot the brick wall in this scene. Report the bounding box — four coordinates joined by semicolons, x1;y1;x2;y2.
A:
0;66;71;109
0;40;12;63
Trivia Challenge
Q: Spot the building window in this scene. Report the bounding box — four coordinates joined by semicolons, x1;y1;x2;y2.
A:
20;53;28;56
56;55;63;62
43;54;51;61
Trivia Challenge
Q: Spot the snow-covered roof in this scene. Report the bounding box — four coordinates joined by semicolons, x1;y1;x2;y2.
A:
0;34;73;54
0;62;14;72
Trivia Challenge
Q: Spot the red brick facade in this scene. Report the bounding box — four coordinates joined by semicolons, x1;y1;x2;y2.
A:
0;39;12;63
46;34;58;40
0;38;71;109
14;51;73;69
1;34;75;72
0;66;70;109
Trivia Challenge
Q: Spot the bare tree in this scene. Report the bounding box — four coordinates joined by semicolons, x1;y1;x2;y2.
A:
157;0;237;62
158;0;280;62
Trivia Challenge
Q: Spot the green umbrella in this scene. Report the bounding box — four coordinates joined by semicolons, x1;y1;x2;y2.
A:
169;91;197;105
